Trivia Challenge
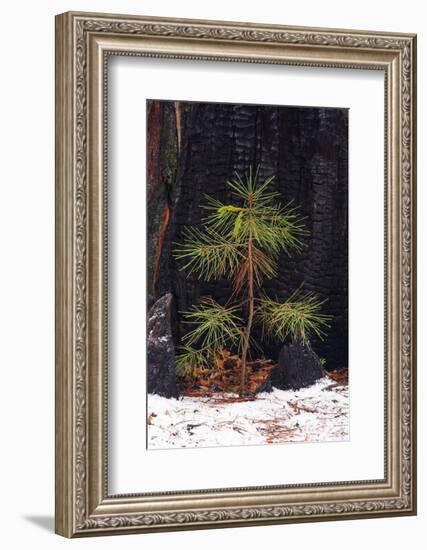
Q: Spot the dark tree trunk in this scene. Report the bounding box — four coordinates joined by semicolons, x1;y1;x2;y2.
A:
147;100;348;373
147;100;179;308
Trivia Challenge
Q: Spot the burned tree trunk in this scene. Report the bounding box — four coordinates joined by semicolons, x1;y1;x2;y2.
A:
147;100;348;374
147;100;180;309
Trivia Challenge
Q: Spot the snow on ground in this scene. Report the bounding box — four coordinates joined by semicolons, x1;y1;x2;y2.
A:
147;377;349;449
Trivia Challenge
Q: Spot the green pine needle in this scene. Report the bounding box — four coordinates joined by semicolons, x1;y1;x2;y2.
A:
202;171;307;259
176;298;244;376
175;345;210;376
256;290;331;344
181;297;243;350
174;226;243;280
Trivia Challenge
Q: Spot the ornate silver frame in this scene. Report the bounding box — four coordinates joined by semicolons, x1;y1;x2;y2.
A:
55;11;417;537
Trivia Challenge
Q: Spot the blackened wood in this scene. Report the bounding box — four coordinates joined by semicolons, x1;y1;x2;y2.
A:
147;293;178;397
271;342;324;390
148;100;348;371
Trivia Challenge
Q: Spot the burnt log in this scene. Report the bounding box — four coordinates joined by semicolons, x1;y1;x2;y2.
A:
271;342;324;390
147;293;178;398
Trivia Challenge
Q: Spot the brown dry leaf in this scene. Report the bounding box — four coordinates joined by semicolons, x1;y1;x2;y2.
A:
214;356;225;369
179;349;276;397
147;415;153;425
326;368;349;384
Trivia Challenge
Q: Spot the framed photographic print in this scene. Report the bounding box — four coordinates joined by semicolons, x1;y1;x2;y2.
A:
55;11;417;537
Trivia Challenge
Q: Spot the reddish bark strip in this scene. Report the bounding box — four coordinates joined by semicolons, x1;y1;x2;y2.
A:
151;104;182;301
152;204;170;299
174;101;182;152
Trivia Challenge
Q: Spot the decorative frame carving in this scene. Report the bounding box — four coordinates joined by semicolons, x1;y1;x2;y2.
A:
55;11;417;537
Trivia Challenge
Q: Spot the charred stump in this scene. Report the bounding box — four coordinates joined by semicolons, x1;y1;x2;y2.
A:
147;293;178;398
271;342;324;390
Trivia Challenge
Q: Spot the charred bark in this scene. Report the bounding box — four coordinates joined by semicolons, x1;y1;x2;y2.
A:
147;293;178;398
147;100;180;308
147;100;348;372
271;342;324;390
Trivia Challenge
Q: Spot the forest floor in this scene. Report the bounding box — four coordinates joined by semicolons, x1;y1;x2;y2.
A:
147;377;349;449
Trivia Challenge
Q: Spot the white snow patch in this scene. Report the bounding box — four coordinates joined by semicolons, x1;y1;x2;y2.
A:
147;377;349;450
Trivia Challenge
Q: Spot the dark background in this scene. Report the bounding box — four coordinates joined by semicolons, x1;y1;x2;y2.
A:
147;99;348;370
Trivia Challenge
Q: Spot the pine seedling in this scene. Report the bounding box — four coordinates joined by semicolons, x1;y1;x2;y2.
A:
174;167;331;395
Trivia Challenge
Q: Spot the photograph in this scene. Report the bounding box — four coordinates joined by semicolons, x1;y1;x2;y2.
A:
146;99;349;449
53;9;416;538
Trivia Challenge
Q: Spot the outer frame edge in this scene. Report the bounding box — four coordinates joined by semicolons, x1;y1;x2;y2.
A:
55;11;75;539
54;11;417;537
